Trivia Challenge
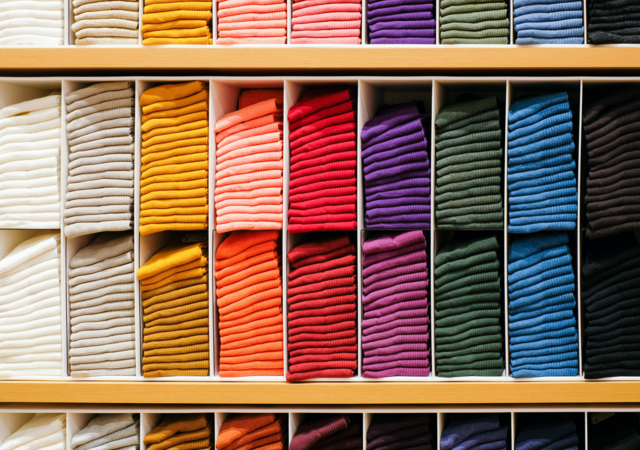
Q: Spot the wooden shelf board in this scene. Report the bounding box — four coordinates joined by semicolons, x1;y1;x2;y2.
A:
2;47;640;72
1;381;640;405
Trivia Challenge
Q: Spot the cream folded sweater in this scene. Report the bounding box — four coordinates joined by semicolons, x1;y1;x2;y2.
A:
0;413;65;450
71;414;136;449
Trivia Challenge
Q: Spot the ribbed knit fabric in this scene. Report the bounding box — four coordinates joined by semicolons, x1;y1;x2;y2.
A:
367;0;435;44
286;234;357;381
435;95;503;229
288;89;357;233
514;0;584;44
363;102;430;228
68;232;135;377
216;413;286;450
139;81;209;235
0;2;64;45
72;0;139;44
508;233;579;378
441;413;507;450
0;92;61;229
366;414;432;450
582;86;640;239
137;236;209;377
0;413;66;450
590;412;640;450
434;236;503;377
217;0;287;44
587;0;640;44
362;231;430;378
440;0;509;44
293;0;361;44
507;92;578;234
291;414;361;450
582;233;640;379
214;90;283;232
142;1;213;44
144;414;212;450
515;414;578;450
0;231;62;378
215;230;284;377
64;82;134;237
71;413;139;450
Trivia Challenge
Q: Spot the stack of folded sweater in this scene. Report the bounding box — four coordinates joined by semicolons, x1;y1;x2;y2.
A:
138;236;209;377
72;0;140;45
0;414;66;450
363;102;430;229
215;230;284;377
291;0;361;44
64;82;134;239
291;414;362;450
0;1;64;45
508;233;579;378
72;414;140;450
514;0;584;45
588;0;640;44
507;92;578;234
439;0;509;44
435;95;503;229
144;414;211;450
216;413;286;450
142;0;212;45
140;81;209;235
0;93;61;229
362;231;430;378
441;414;509;450
288;88;357;233
590;413;640;450
434;236;503;377
367;0;435;44
214;90;283;232
582;234;640;379
216;0;286;45
582;86;640;239
286;234;357;381
0;231;62;378
366;414;432;450
68;233;136;377
515;414;579;450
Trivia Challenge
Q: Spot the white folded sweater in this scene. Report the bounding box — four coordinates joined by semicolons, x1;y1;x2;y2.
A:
0;414;65;450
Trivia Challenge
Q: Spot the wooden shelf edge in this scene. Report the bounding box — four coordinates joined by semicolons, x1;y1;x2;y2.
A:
2;47;640;72
1;381;639;405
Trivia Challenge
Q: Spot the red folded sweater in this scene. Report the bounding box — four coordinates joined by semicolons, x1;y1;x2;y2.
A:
290;150;356;173
289;111;356;142
289;360;357;374
288;204;356;217
286;368;354;381
289;177;356;196
290;195;357;212
289;100;356;132
290;122;356;151
287;336;357;351
289;213;357;224
291;132;356;156
287;285;356;305
288;234;350;262
290;186;356;204
289;352;357;365
289;254;355;279
290;160;357;181
289;265;355;287
289;222;357;233
290;141;356;166
288;89;354;123
288;297;356;315
289;170;356;190
289;312;357;328
289;345;357;358
289;320;356;336
289;329;356;343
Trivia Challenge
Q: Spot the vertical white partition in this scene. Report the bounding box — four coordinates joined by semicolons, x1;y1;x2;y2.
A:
66;412;95;450
140;413;161;450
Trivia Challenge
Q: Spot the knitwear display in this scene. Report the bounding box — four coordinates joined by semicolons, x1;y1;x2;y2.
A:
582;86;640;239
72;0;140;45
72;414;139;450
367;0;435;44
216;0;287;45
434;235;503;377
0;413;66;450
435;95;503;229
587;0;640;44
515;414;579;450
0;1;64;45
362;101;430;229
215;230;284;377
137;236;209;377
507;92;578;234
439;0;510;45
68;232;136;377
286;234;357;381
287;88;357;233
144;414;211;450
513;0;584;44
366;414;432;450
582;234;640;379
291;0;361;44
139;81;209;235
589;413;640;450
64;82;134;238
0;92;61;229
508;233;579;378
290;414;362;450
440;413;508;450
216;413;286;450
142;0;213;45
361;231;430;378
214;89;283;233
0;231;62;378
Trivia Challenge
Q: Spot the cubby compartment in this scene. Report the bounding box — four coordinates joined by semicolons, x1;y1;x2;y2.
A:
513;412;585;450
438;412;511;450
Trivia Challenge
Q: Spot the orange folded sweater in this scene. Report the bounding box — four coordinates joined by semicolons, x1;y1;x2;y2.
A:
239;90;283;110
219;305;281;329
215;114;282;144
216;258;280;287
216;230;278;260
215;241;278;271
219;297;282;324
215;99;282;133
216;414;275;449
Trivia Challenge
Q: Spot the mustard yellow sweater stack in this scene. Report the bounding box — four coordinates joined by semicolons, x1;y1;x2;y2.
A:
144;414;212;450
142;0;213;45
